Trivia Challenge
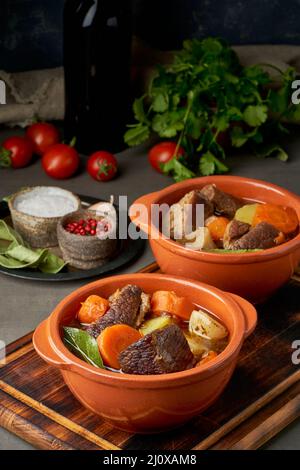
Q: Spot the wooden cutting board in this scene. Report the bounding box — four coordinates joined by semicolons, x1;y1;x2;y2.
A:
0;262;299;450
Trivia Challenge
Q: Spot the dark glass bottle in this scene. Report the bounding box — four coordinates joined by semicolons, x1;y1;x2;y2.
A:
64;0;132;155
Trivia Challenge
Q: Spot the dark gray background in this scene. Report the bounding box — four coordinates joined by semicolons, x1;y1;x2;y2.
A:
1;0;300;72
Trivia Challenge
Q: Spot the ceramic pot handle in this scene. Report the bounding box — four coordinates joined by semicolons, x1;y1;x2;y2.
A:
229;294;257;339
33;320;70;369
129;191;160;235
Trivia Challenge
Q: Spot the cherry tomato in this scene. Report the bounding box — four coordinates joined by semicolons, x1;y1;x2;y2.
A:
87;151;118;182
148;142;185;173
26;122;60;156
42;144;80;179
0;136;33;169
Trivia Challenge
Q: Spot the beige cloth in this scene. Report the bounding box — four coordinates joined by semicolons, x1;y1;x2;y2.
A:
1;44;300;127
0;68;64;127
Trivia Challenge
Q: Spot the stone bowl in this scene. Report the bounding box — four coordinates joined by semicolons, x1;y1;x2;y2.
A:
8;187;81;248
57;210;118;270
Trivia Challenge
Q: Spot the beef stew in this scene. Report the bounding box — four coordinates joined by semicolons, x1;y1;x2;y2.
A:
167;184;299;252
63;284;229;375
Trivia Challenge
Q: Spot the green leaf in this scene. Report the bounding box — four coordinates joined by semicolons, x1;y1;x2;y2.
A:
124;125;150;146
201;37;223;55
230;126;262;148
255;143;288;161
152;92;169;112
63;327;104;368
243;65;271;85
186;112;204;139
0;219;24;246
199;151;229;176
162;158;195;182
0;148;12;168
243;105;268;127
269;86;291;114
213;115;229;132
132;96;149;124
230;126;248;148
39;251;67;274
5;245;45;266
152;111;185;138
0;219;66;272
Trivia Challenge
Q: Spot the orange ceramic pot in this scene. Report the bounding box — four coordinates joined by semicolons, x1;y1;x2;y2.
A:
33;273;257;433
130;176;300;303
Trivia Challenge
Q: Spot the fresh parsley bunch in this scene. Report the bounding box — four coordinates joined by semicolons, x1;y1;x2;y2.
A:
124;38;299;181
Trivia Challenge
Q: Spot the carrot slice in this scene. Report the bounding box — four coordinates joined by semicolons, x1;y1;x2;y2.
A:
205;216;230;241
78;295;109;324
253;204;298;235
97;324;142;369
151;291;194;321
196;351;218;367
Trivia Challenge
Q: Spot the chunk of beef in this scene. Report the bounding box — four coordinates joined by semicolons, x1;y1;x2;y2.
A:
223;219;251;249
87;285;144;338
119;324;195;375
231;222;279;250
200;184;243;218
137;292;151;325
169;190;214;239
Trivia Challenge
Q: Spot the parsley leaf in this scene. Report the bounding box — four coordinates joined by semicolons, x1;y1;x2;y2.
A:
199;151;229;176
163;158;195;182
124;125;150;146
243;105;268;127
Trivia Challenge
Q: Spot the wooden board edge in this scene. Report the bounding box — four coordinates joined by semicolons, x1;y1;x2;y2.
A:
210;382;300;450
0;380;121;451
192;371;300;450
0;400;75;450
5;331;33;356
229;393;300;450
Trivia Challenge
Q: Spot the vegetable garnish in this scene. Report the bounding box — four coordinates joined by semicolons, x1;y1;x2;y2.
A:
124;37;299;181
197;351;218;367
97;324;142;370
151;291;194;320
139;315;173;336
189;310;228;341
63;327;104;368
253;204;298;235
78;295;109;324
205;216;230;242
0;219;66;273
235;203;298;235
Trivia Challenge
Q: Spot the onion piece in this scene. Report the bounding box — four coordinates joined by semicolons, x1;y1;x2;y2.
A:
189;310;228;341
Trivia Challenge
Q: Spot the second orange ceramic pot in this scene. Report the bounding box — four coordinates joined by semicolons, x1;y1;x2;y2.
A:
130;176;300;303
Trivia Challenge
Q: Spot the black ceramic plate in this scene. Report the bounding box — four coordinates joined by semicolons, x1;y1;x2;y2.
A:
0;195;145;282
